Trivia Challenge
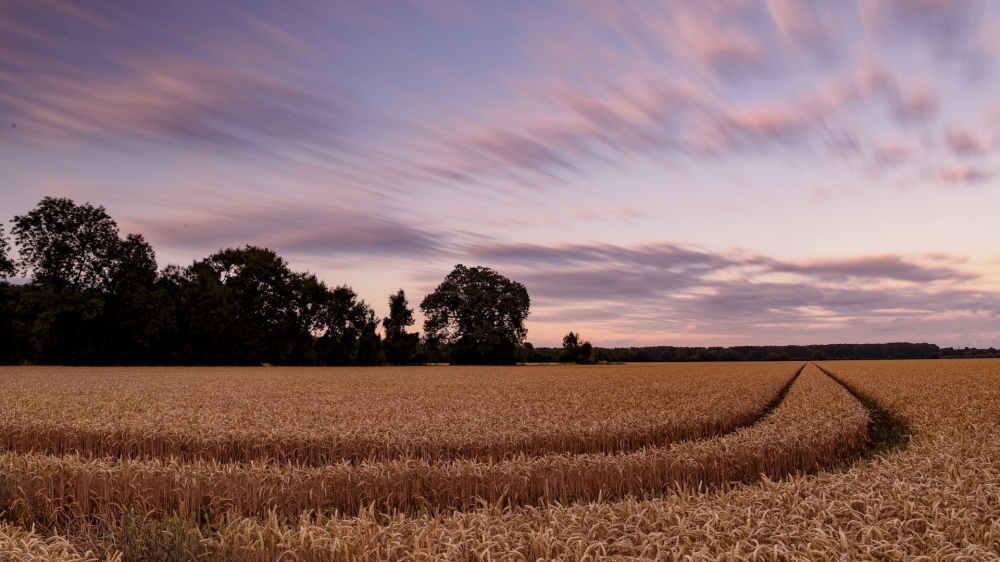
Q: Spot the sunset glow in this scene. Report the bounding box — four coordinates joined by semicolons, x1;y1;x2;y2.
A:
4;1;1000;346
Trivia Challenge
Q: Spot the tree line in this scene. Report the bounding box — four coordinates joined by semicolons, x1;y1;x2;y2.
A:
0;197;530;366
0;198;987;366
523;341;990;362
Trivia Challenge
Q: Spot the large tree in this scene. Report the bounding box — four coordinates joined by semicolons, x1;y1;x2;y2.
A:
160;246;384;366
9;197;163;364
420;264;530;365
163;246;315;365
382;289;420;365
312;284;383;366
11;197;121;291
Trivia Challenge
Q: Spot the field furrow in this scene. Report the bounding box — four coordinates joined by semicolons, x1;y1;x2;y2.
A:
0;364;868;525
0;364;796;464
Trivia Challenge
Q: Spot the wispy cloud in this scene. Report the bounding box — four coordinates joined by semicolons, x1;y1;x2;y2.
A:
139;204;443;260
946;125;993;156
0;2;358;156
938;164;993;185
472;241;994;345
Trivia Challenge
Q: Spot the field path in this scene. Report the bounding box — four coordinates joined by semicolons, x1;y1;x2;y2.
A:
0;364;800;465
0;363;886;523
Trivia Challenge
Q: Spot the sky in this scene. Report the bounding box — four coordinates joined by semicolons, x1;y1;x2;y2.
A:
3;0;1000;347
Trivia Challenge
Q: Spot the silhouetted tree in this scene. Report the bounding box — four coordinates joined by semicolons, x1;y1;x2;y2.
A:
314;285;383;366
98;234;172;364
382;289;420;365
9;197;160;364
0;225;13;281
162;246;327;365
420;264;530;365
11;197;120;291
559;331;594;364
0;226;15;363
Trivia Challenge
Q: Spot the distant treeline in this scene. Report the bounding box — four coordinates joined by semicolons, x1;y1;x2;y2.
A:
522;342;998;362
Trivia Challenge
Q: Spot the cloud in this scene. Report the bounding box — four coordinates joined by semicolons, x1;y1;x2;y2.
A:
475;242;971;294
5;0;993;195
946;125;993;155
0;2;357;156
872;136;913;166
139;204;443;260
470;241;995;345
938;164;993;185
404;1;982;186
773;255;972;283
879;0;978;57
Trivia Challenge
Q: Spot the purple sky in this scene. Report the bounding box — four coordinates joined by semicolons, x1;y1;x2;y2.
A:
4;0;1000;347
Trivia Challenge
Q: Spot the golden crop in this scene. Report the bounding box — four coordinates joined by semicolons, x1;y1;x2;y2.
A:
0;364;864;526
0;363;793;464
2;360;995;561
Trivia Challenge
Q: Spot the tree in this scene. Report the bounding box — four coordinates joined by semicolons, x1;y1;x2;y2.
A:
11;197;120;291
99;234;170;364
420;264;530;365
164;246;319;366
558;331;594;364
7;198;183;365
382;289;420;365
0;225;14;281
0;226;15;363
314;284;383;366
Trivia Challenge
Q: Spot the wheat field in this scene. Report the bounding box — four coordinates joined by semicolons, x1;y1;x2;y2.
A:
1;360;997;561
0;363;795;464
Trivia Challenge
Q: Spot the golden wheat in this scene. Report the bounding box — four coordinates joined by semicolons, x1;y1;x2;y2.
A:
0;523;102;562
76;359;988;562
9;360;992;561
0;364;866;526
0;363;796;464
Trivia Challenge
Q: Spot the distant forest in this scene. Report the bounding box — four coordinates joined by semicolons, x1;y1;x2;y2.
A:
523;342;997;363
0;197;994;366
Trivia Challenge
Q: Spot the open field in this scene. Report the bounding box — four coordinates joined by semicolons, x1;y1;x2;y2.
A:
0;363;796;464
0;360;998;560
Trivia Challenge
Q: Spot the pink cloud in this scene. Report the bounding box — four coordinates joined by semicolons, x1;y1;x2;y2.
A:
872;136;913;166
938;164;993;185
673;10;764;72
472;241;998;346
946;125;993;155
0;2;358;155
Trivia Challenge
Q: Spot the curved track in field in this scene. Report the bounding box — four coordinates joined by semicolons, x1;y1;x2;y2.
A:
0;366;803;466
0;363;912;526
814;364;911;458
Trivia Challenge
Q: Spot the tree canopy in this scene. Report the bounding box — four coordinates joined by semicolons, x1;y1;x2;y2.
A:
11;197;122;291
382;289;420;365
0;197;392;366
559;331;594;364
0;225;14;281
420;264;530;365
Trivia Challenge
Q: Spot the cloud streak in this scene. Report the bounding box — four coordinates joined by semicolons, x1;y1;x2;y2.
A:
0;2;358;156
139;204;444;260
472;242;996;345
